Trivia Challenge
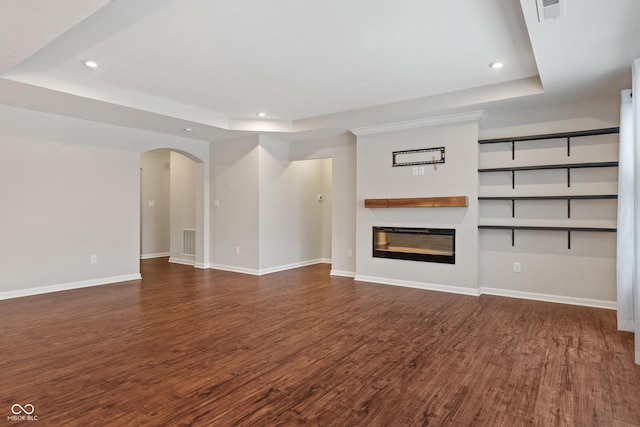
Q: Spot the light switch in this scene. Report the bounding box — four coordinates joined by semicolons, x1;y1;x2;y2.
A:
148;200;155;207
213;199;220;207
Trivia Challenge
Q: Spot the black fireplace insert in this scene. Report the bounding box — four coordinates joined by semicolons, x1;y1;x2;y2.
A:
372;226;455;264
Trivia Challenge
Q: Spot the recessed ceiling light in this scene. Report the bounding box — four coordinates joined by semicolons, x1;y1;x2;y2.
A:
489;62;504;70
183;128;192;132
257;112;266;118
84;60;99;68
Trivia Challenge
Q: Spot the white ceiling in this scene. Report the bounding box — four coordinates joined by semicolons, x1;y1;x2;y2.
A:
1;0;639;141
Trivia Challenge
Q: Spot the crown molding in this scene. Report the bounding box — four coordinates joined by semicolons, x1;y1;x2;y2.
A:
349;110;488;136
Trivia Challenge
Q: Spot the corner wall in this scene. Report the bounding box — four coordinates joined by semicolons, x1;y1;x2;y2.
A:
258;135;331;273
210;135;261;273
290;133;357;277
210;134;334;275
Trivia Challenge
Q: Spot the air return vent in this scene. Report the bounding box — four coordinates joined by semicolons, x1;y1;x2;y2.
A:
182;229;196;256
536;0;565;21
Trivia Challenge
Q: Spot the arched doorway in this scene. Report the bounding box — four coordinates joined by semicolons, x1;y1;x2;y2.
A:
140;149;208;268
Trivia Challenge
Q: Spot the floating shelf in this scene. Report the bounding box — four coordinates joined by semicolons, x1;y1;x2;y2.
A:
478;127;619;159
364;196;468;208
478;225;617;249
478;127;619;144
478;161;618;173
477;127;619;249
478;161;618;188
478;225;617;232
478;195;618;218
478;195;618;201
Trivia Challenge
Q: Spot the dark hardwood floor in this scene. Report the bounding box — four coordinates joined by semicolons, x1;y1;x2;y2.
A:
1;258;639;426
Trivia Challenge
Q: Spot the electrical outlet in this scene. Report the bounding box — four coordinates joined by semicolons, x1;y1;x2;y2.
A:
234;246;240;255
513;262;521;273
347;249;353;258
90;255;98;264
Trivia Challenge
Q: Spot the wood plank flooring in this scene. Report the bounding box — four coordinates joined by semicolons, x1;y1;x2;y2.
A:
1;258;639;426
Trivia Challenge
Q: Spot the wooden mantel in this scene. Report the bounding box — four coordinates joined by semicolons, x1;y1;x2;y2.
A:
364;196;468;208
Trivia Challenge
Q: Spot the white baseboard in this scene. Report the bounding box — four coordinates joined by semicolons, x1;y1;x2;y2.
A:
617;319;635;332
209;264;260;276
194;262;211;269
168;257;195;266
330;269;356;278
163;257;207;268
140;252;170;260
479;287;617;310
351;275;617;309
354;275;480;296
0;273;141;301
258;258;328;275
210;259;330;276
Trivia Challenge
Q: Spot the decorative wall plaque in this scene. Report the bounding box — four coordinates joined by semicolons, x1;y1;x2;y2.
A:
392;146;445;167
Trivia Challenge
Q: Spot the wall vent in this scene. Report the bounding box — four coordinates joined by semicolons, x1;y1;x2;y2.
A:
536;0;565;21
182;229;196;256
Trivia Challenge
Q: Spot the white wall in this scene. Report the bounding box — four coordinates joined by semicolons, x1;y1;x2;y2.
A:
257;136;288;270
210;134;333;275
169;151;197;265
320;158;332;260
140;150;170;258
478;97;620;307
290;133;357;276
210;135;261;272
354;121;479;293
0;104;209;299
258;135;331;272
0;134;139;293
0;95;620;308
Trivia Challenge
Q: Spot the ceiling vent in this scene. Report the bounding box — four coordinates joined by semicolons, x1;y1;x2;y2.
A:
536;0;565;21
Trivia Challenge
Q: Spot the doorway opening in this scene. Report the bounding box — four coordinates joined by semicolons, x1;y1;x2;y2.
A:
140;150;203;266
289;158;333;267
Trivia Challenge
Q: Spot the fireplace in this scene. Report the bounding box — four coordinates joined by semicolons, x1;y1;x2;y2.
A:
372;227;455;264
